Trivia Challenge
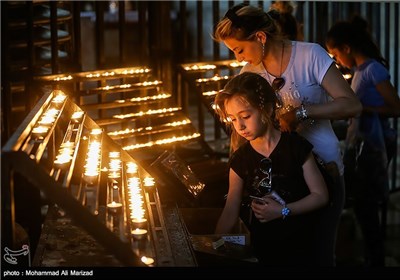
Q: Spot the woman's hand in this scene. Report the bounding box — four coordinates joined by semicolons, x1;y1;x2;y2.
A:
251;196;283;223
276;106;299;132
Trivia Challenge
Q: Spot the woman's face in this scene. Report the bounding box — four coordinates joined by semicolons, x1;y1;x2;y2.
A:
224;37;263;65
326;45;355;69
225;95;265;141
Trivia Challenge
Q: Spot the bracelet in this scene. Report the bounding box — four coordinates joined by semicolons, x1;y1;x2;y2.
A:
281;206;291;220
295;104;309;122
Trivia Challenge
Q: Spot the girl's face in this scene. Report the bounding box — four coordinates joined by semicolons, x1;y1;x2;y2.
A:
225;95;266;140
326;45;355;69
223;37;263;65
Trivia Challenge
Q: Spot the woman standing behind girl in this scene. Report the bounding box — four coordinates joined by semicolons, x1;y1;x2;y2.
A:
214;72;329;266
326;16;400;267
213;3;362;266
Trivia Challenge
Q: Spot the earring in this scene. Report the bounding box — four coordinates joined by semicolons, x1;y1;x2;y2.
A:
262;43;265;58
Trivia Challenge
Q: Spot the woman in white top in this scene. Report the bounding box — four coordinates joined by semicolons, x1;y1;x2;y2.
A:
213;3;362;266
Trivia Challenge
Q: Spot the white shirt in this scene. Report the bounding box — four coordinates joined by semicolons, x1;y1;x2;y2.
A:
240;41;344;175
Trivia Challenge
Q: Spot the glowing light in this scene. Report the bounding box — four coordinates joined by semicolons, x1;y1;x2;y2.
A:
122;133;201;151
132;218;147;229
229;61;246;68
108;152;121;179
127;177;146;224
102;71;115;77
90;128;102;135
71;111;84;120
128;93;171;103
118;68;150;75
54;75;73;81
38;108;60;125
85;73;101;78
52;91;67;103
184;64;216;71
131;228;147;240
107;119;190;137
141;256;154;265
196;75;229;83
107;201;123;214
109;151;120;158
137;80;161;87
32;126;49;135
84;141;101;179
113;107;181;119
343;74;352;80
126;162;138;174
143;177;155;187
202;90;218;97
98;80;161;91
54;141;75;166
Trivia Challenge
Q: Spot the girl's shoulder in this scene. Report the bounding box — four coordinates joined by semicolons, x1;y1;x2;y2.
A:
362;59;387;72
281;132;313;150
282;131;305;141
359;59;390;82
233;141;252;156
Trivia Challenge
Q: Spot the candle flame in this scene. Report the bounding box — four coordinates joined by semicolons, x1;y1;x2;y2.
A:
123;133;201;151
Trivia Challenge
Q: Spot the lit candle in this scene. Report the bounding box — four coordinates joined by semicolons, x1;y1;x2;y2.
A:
126;162;138;174
32;126;49;136
108;171;120;179
131;228;147;240
84;140;101;184
71;111;84;122
132;218;147;229
143;177;155;188
141;256;154;266
107;201;123;214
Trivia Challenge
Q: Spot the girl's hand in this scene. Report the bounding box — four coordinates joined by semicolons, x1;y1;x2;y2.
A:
251;196;282;223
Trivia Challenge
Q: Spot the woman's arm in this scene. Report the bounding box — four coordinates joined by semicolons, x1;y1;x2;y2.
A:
363;80;400;117
215;169;244;233
307;63;362;120
277;63;362;132
252;152;329;222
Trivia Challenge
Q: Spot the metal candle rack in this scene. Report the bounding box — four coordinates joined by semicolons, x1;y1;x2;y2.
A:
1;89;175;267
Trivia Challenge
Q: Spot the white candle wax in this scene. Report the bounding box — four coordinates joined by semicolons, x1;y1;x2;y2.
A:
107;201;123;214
132;218;147;229
131;228;147;240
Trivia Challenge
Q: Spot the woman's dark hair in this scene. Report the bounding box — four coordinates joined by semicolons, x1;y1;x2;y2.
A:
213;4;284;42
276;12;298;40
326;15;389;69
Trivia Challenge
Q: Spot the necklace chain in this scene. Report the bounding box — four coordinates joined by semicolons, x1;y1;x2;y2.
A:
279;41;284;78
266;41;285;83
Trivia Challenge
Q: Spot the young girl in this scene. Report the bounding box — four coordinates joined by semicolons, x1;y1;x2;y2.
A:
326;16;400;267
214;72;329;266
213;3;362;266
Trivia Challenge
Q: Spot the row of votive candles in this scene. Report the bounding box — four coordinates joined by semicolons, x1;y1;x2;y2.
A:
32;91;67;138
105;157;156;266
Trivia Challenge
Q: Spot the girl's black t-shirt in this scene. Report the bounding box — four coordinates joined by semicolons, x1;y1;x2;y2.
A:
230;132;322;266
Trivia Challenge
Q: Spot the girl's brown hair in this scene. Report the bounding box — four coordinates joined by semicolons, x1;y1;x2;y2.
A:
214;72;279;152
